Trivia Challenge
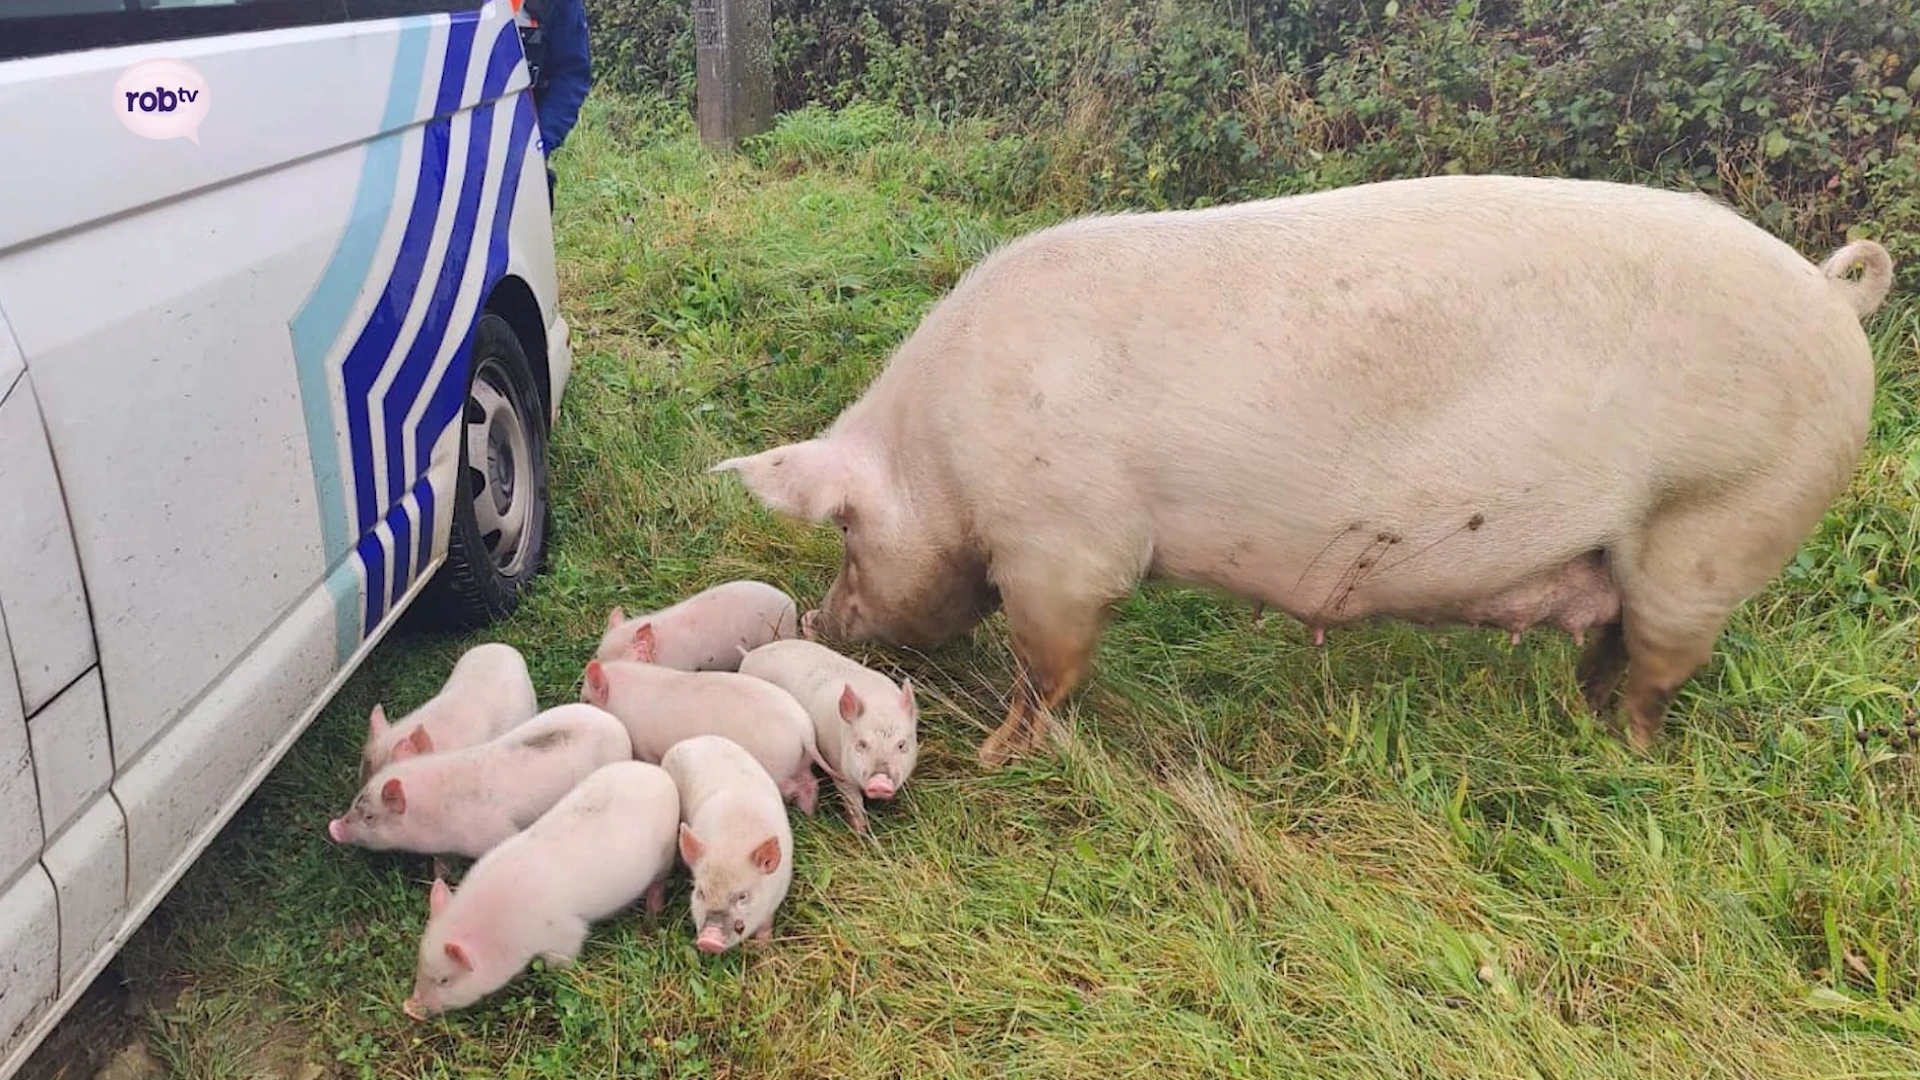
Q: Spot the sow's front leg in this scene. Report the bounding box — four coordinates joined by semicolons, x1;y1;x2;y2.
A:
978;586;1115;768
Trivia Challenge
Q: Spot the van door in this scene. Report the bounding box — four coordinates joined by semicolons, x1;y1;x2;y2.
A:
0;316;121;1060
0;0;535;913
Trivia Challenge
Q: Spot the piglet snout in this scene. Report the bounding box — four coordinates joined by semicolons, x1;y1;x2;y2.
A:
863;775;896;800
402;996;427;1021
695;925;729;954
326;818;349;844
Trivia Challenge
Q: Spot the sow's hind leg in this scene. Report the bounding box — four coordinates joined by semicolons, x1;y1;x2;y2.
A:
1608;483;1833;751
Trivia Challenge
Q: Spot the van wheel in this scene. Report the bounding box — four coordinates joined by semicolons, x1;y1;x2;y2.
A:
419;311;550;629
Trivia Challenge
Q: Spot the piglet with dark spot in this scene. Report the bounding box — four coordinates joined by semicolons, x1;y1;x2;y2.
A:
327;703;632;859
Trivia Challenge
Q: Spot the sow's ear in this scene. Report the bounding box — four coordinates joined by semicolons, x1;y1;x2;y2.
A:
709;439;855;524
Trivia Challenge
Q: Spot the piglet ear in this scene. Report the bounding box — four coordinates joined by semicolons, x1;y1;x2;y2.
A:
678;822;706;865
381;777;407;815
429;877;453;917
584;660;608;703
392;726;432;763
631;623;657;664
899;677;916;715
367;704;388;740
708;439;851;524
444;941;474;971
749;835;782;875
838;683;863;724
606;606;625;630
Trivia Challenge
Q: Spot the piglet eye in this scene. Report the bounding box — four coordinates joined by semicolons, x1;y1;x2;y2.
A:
896;740;907;752
855;740;868;753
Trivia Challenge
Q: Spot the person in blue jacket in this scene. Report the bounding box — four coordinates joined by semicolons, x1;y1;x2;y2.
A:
516;0;593;202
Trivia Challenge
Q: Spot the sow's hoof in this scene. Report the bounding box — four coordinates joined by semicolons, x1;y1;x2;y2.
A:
977;701;1055;768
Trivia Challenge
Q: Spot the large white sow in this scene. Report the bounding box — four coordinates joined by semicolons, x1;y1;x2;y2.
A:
710;174;1896;765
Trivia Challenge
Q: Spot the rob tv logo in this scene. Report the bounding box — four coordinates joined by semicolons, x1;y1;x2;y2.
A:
113;58;210;144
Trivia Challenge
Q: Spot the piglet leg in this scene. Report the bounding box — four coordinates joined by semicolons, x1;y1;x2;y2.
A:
785;769;820;817
644;879;667;919
833;777;870;836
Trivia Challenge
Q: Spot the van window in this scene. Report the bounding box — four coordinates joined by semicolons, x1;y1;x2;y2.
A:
340;1;484;17
0;1;351;62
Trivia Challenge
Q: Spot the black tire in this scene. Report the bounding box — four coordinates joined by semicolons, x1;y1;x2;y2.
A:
417;311;551;630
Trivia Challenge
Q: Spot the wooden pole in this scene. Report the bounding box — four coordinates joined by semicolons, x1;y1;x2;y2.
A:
694;0;773;150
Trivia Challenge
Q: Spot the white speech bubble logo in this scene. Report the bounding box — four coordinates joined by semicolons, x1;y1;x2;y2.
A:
113;58;210;144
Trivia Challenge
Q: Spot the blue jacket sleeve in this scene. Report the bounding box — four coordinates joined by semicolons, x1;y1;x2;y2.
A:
534;0;592;155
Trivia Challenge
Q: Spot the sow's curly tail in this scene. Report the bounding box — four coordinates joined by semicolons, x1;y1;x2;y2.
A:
1820;239;1895;319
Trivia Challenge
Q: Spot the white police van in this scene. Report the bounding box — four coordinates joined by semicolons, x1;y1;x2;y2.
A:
0;1;570;1071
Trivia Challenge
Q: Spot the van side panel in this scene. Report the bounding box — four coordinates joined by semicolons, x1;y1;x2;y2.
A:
0;1;562;1074
0;377;94;720
0;3;548;1073
0;868;57;1063
0;2;536;774
315;9;543;649
0;609;38;900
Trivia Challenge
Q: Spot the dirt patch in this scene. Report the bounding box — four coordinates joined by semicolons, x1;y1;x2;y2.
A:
16;960;146;1080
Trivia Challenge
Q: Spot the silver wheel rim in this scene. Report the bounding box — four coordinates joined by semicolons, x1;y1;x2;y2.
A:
465;356;535;577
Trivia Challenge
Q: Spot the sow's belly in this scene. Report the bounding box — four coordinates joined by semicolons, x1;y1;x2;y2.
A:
1149;502;1625;644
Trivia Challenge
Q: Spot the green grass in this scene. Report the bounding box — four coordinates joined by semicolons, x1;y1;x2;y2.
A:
116;94;1920;1079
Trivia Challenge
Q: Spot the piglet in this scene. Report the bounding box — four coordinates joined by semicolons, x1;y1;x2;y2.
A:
402;759;681;1018
580;658;838;814
359;641;539;782
327;703;633;859
737;638;920;835
595;580;798;670
661;735;793;954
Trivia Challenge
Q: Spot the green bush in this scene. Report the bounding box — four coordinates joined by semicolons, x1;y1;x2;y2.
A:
584;0;1920;281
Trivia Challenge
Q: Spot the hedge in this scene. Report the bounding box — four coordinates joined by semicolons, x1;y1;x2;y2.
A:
585;0;1919;283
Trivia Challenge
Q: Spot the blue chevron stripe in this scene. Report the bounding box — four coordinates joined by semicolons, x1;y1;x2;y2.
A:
394;477;436;608
380;21;523;519
287;4;541;651
288;17;430;567
414;90;539;579
369;20;525;626
386;491;414;609
286;17;432;662
355;527;387;638
339;13;476;542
